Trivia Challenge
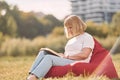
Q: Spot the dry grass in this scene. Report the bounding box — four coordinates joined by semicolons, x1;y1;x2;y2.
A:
0;56;34;80
0;54;120;80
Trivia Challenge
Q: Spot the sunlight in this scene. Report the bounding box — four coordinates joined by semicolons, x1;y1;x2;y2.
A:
92;53;110;76
93;53;119;79
0;9;6;16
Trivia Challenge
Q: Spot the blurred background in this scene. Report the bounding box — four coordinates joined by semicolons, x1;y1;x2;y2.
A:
0;0;120;56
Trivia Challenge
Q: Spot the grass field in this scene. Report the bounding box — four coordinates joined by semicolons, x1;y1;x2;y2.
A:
0;54;120;80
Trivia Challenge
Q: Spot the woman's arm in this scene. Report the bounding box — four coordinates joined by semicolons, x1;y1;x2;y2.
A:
66;47;92;60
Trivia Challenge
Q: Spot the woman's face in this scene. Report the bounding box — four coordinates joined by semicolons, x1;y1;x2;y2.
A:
66;26;73;35
64;26;76;38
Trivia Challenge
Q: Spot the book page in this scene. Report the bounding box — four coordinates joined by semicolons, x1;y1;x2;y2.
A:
40;48;61;57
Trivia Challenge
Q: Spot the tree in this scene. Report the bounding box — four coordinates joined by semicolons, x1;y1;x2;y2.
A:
39;15;63;35
110;12;120;36
86;21;109;38
16;11;45;38
0;1;17;37
0;1;63;38
50;27;64;37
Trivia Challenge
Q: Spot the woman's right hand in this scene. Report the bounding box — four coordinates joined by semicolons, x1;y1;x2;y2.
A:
58;53;69;59
58;53;64;58
40;48;46;51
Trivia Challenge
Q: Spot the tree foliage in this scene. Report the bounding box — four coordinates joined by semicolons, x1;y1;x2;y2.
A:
86;21;110;38
110;12;120;36
0;1;119;39
1;1;120;56
48;26;64;37
0;1;63;38
39;15;63;35
0;1;17;37
16;12;45;38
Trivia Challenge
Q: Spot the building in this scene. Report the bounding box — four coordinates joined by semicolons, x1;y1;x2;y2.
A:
70;0;120;23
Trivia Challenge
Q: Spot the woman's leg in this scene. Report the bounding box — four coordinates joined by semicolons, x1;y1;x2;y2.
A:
29;51;47;73
31;55;75;79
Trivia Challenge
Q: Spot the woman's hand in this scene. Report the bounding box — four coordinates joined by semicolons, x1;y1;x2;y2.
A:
40;48;48;51
57;53;64;58
58;53;69;59
40;48;70;59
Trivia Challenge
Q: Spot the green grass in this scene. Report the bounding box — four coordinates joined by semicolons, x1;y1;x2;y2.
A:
0;54;120;80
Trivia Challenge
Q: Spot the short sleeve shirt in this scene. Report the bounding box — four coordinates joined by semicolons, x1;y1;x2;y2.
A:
64;32;94;63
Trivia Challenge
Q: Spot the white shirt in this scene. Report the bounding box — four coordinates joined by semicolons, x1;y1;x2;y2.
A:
64;32;94;63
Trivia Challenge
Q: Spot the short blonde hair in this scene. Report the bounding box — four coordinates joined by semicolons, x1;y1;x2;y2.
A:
64;15;87;38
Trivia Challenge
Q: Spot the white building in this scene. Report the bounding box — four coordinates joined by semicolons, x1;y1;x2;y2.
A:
70;0;120;23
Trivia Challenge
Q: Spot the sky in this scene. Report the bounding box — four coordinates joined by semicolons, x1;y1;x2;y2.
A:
5;0;71;20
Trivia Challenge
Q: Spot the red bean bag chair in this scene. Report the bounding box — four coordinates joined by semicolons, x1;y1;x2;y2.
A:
45;38;119;79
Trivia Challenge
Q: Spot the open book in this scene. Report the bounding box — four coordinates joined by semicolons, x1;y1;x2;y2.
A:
40;48;61;57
